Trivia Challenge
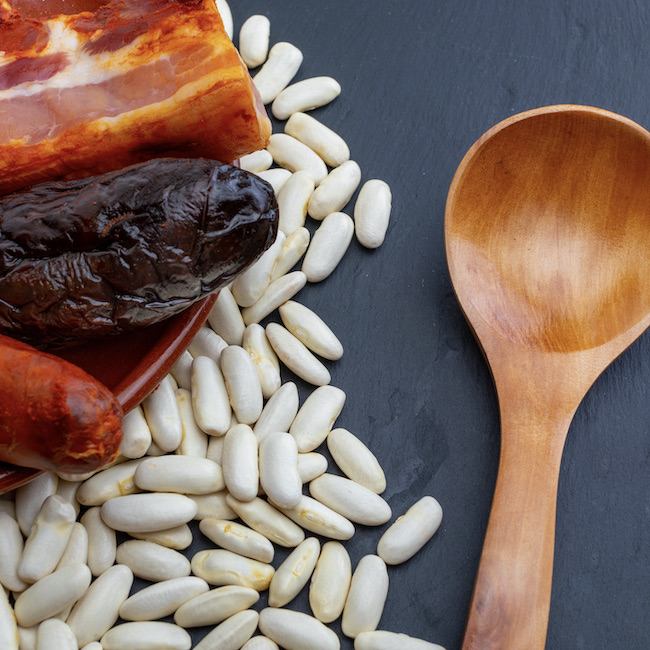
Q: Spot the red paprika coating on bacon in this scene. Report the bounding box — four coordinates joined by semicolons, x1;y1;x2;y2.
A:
0;334;123;473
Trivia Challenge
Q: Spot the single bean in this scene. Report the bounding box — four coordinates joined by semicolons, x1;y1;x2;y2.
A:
118;576;209;622
376;496;443;565
116;540;191;582
174;585;259;628
258;607;340;650
266;322;331;386
272;76;341;120
80;507;116;577
341;555;389;638
279;300;343;360
207;287;246;346
289;385;346;452
100;622;191;650
268;537;320;608
285;112;350;168
309;540;352;624
302;211;354;282
191;549;274;591
238;14;270;68
267;133;328;185
252;42;303;104
193;609;259;650
354;179;392;249
190;355;232;436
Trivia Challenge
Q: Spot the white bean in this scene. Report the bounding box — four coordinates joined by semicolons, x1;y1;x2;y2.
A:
225;495;305;548
55;479;81;517
174;585;259;628
129;524;193;551
309;540;352;624
232;233;286;307
134;456;223;495
267;133;328;185
66;564;133;647
14;563;91;628
188;490;236;521
221;346;264;425
354;631;446;650
141;377;182;452
207;288;246;346
354;179;392;249
56;522;88;569
309;474;392;526
239;149;274;174
241;271;307;325
0;586;18;650
116;540;190;582
341;555;389;638
279;300;343;360
175;388;209;458
199;518;274;563
238;14;270;68
190;355;232;436
221;424;259;502
327;428;386;494
19;495;76;583
100;622;191;650
377;496;443;565
302;211;354;282
308;160;362;220
289;385;346;452
100;493;198;533
258;607;339;650
170;350;193;391
252;381;299;443
215;0;233;39
276;170;315;236
0;511;28;592
15;472;58;537
243;324;282;400
272;76;341;120
270;226;310;281
298;452;328;483
76;458;144;506
266;323;331;386
80;507;116;577
120;406;152;459
187;327;228;364
285;112;350;168
194;609;259;650
119;576;209;622
278;495;354;541
255;168;292;194
241;637;280;650
36;619;76;650
252;42;303;104
191;549;274;591
259;432;302;509
268;537;320;608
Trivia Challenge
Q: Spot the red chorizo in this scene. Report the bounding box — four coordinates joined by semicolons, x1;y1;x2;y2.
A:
0;334;122;473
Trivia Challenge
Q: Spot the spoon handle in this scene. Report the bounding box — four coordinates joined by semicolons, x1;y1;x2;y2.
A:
462;406;571;650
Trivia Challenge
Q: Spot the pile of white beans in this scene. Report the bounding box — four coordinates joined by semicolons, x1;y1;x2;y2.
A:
0;3;445;649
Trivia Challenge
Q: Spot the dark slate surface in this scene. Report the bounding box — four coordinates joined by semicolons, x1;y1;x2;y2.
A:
188;2;650;648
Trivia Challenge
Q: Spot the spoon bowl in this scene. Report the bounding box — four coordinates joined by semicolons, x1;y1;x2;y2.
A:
445;105;650;649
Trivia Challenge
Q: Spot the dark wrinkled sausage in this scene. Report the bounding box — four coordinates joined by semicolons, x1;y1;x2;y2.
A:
0;333;122;473
0;157;278;347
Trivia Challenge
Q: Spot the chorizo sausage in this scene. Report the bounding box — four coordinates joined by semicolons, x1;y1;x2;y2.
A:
0;333;122;473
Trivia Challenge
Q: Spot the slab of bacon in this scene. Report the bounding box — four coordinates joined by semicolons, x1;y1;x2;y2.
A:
0;0;271;194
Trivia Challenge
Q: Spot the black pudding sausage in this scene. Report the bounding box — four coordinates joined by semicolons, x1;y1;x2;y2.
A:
0;158;278;348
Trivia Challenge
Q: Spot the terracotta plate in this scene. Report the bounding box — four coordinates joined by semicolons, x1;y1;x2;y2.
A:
0;293;217;493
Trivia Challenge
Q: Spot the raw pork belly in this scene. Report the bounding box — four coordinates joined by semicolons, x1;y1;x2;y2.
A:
0;0;271;193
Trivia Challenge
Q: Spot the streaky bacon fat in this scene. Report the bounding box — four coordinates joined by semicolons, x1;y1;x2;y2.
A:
0;0;271;193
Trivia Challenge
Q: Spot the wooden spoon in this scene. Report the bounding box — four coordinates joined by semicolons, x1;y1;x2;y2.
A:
444;104;650;649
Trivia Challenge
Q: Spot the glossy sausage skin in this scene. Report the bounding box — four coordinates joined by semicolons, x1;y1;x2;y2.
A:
0;333;122;473
0;158;278;348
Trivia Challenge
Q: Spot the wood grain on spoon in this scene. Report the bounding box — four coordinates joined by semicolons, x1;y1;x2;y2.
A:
445;105;650;649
